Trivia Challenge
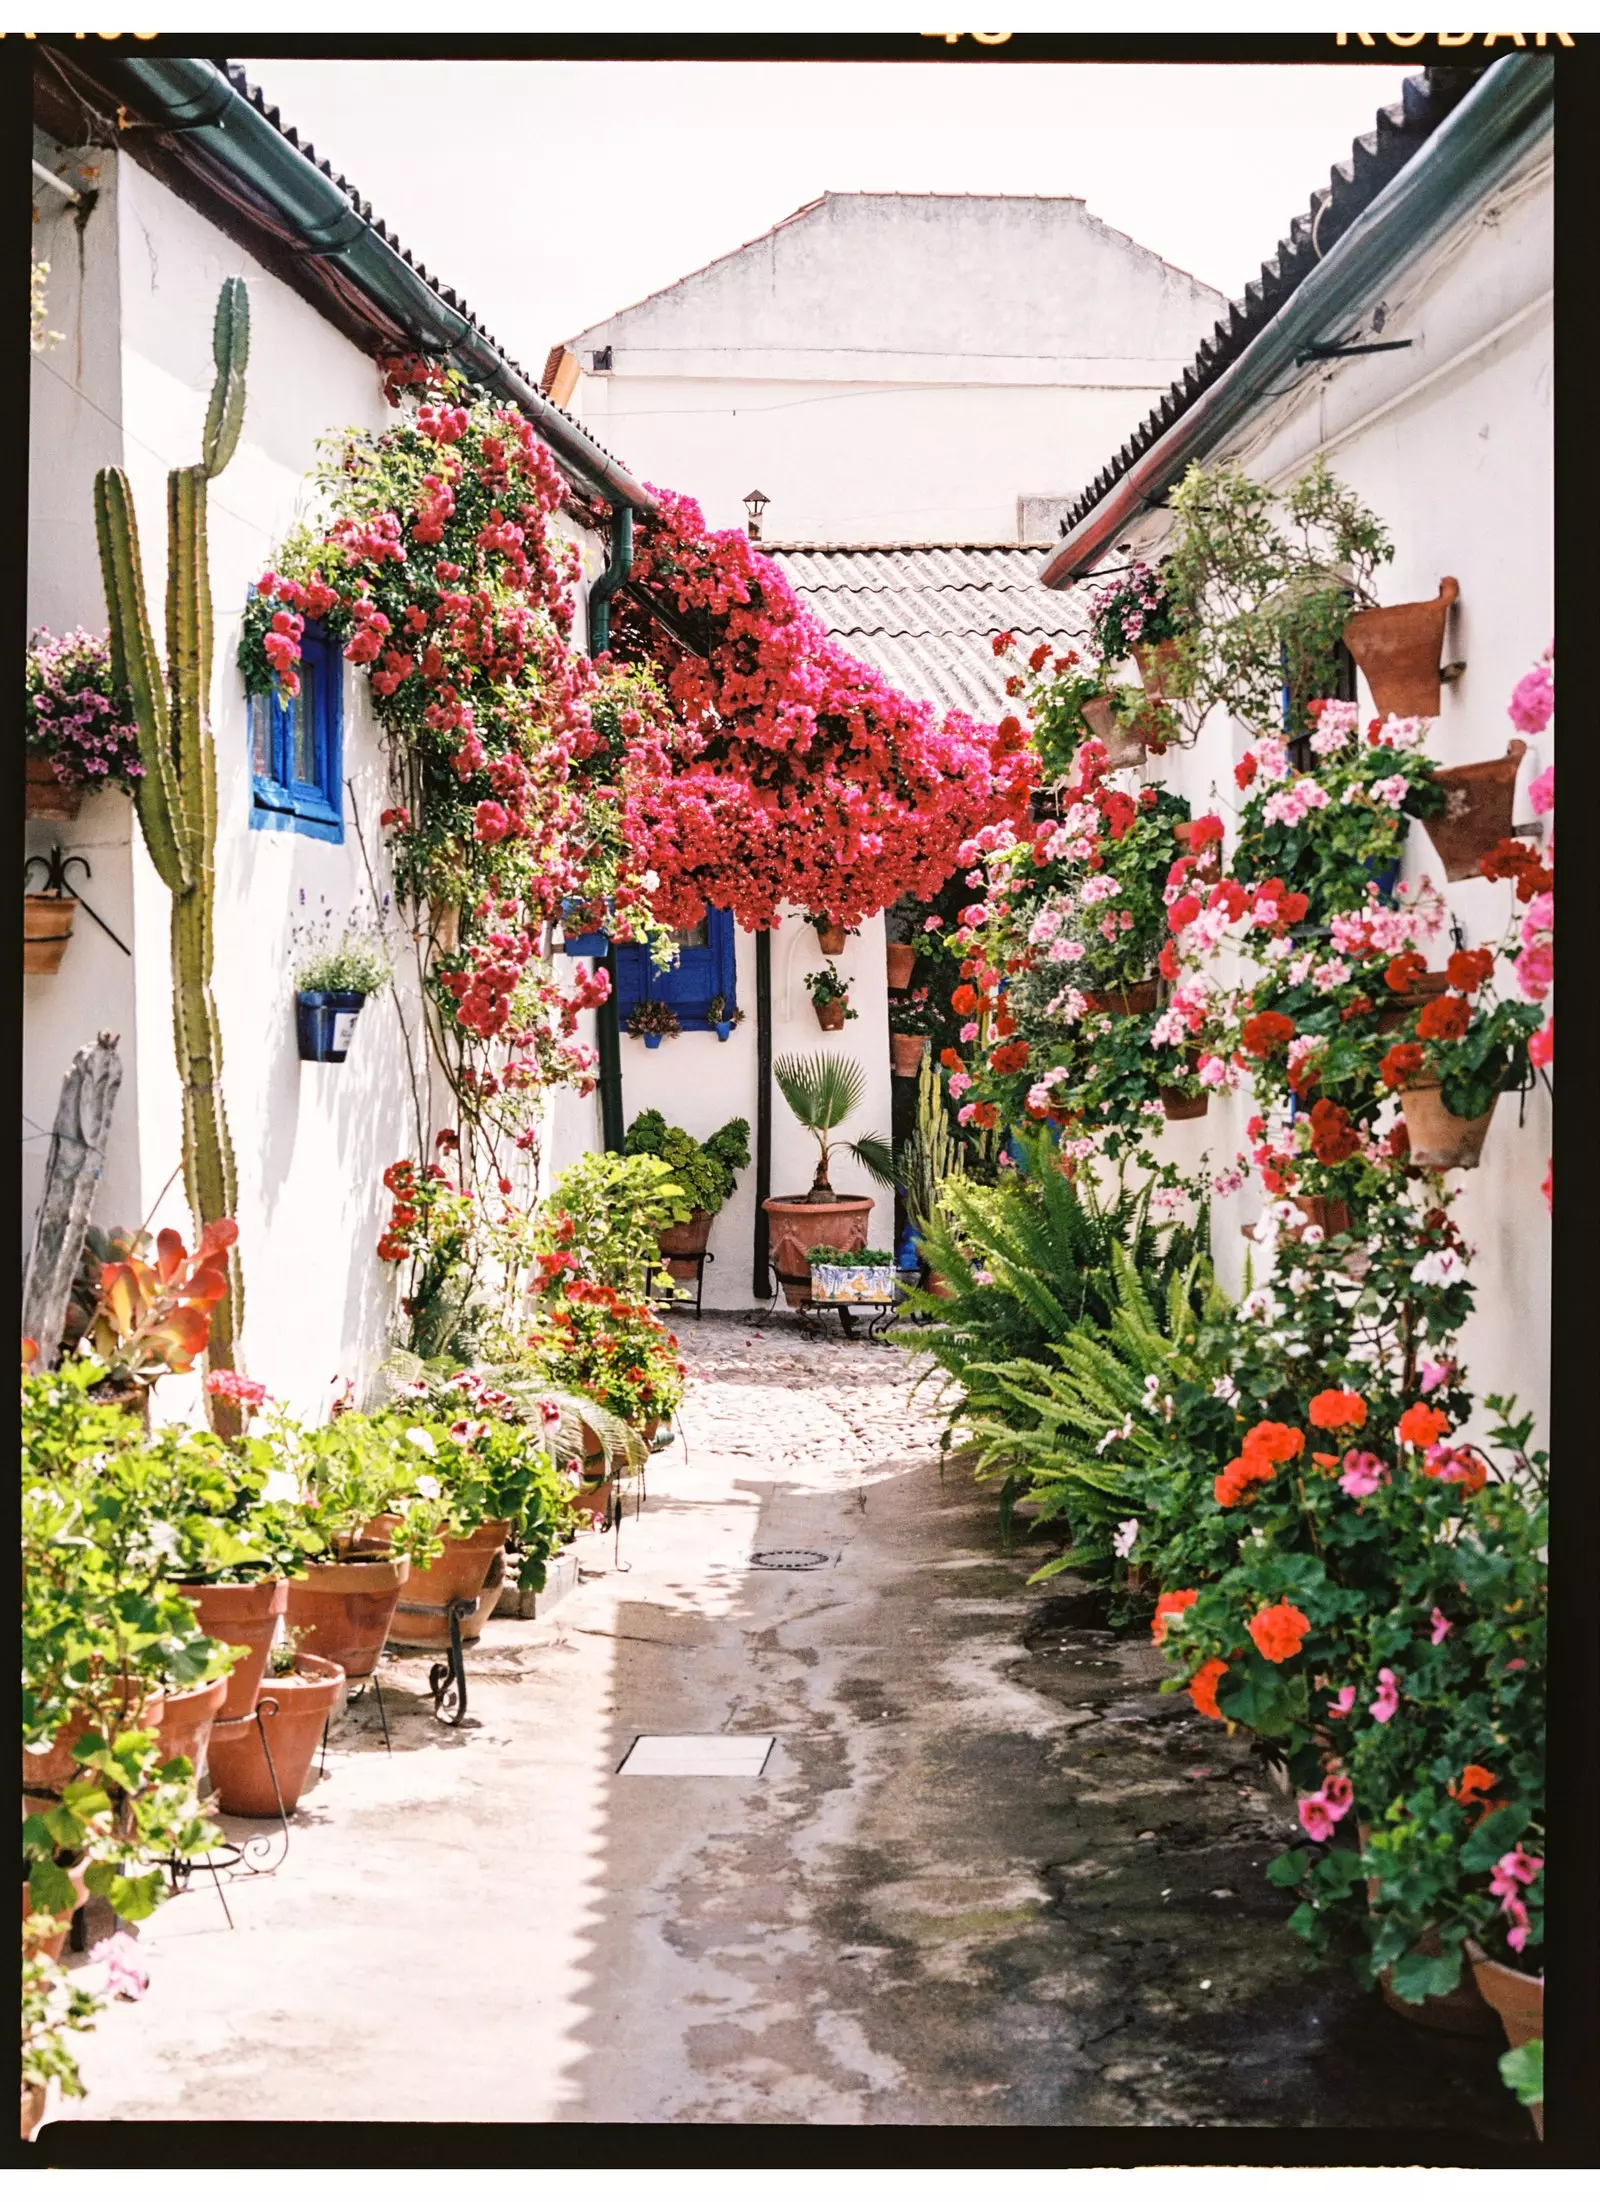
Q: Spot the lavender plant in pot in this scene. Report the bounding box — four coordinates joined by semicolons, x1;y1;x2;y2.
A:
292;910;391;1065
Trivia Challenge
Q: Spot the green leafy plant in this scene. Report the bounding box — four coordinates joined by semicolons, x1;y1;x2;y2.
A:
535;1147;692;1297
772;1051;895;1200
264;1410;452;1568
706;994;745;1031
621;1110;750;1219
807;1244;894;1266
804;962;855;1016
625;999;681;1041
888;986;934;1038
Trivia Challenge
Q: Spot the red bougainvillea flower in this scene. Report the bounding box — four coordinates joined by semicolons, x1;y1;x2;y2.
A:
1188;1658;1228;1720
1248;1599;1311;1665
1398;1401;1451;1450
1418;993;1471;1042
1446;947;1496;992
1234;753;1258;790
1240;1010;1295;1057
1151;1589;1199;1645
1384;951;1428;995
1308;1389;1367;1432
1380;1040;1424;1090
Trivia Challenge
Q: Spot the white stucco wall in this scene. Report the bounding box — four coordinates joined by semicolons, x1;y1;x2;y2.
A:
1078;140;1553;1447
25;147;607;1418
564;193;1225;543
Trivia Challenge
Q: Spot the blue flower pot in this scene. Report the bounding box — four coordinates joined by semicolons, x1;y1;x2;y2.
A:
643;1032;662;1050
715;1022;733;1042
296;989;366;1063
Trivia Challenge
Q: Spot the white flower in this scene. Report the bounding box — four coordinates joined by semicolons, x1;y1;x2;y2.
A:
404;1426;438;1458
1112;1519;1140;1558
642;870;660;891
414;1473;442;1501
146;1521;180;1559
1212;1375;1239;1404
1410;1248;1466;1288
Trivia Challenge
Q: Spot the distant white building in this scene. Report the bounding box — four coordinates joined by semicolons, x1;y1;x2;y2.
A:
545;193;1225;545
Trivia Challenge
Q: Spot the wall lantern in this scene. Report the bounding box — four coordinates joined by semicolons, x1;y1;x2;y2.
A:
743;489;770;540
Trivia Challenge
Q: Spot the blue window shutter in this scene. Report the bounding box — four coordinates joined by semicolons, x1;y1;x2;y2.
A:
249;617;345;843
615;908;735;1032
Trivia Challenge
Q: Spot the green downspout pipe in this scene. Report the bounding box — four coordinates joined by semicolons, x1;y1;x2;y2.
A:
753;930;773;1301
587;507;634;1152
1041;51;1553;585
101;54;657;515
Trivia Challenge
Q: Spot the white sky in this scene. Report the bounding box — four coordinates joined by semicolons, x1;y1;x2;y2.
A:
235;57;1415;370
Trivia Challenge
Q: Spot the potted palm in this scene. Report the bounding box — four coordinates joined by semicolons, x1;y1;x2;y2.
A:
293;916;392;1064
763;1052;896;1306
805;962;856;1031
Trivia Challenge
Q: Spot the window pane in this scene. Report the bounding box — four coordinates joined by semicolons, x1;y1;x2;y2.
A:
248;692;274;781
292;657;318;787
671;919;708;950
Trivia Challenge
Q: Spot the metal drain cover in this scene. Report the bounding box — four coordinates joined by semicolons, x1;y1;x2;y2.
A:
749;1549;833;1571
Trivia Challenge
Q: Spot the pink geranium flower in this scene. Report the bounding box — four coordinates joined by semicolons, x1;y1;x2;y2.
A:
99;1932;149;2001
1527;764;1554;816
1327;1685;1357;1720
1369;1668;1401;1723
1430;1607;1452;1644
1297;1792;1337;1841
1339;1450;1387;1498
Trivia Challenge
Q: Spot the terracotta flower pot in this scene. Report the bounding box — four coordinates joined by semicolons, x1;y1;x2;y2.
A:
1376;970;1450;1035
1400;1082;1497;1171
177;1578;287;1722
571;1477;613;1524
22;2081;49;2143
23;1687;165;1796
25;752;82;820
1465;1939;1543;2050
812;922;847;955
659;1207;713;1280
763;1192;873;1308
206;1654;344;1818
1081;981;1159;1017
22;1859;92;1963
1378;1931;1501;2038
156;1673;229;1783
1419;741;1528;882
1160;1087;1209;1121
814;998;847;1031
1079;696;1148;770
284;1552;410;1681
22;895;77;976
1293;1195;1350;1239
387;1518;513;1649
885;941;916;991
891;1032;929;1078
1132;637;1185;700
1342;576;1459;719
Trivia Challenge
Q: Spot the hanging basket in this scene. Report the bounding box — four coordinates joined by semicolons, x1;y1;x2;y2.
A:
885;941;916;991
891;1032;928;1078
1132;637;1186;701
1399;1081;1497;1170
1159;1087;1208;1121
22;894;77;975
812;920;847;955
1419;740;1527;883
1079;696;1149;770
25;752;83;821
1081;981;1159;1017
1342;576;1458;719
295;989;366;1063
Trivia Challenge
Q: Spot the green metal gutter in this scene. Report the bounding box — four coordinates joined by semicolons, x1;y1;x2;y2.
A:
105;55;657;516
586;504;633;658
1042;52;1553;587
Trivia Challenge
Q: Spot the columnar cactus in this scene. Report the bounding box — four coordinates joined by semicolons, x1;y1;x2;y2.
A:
93;279;249;1414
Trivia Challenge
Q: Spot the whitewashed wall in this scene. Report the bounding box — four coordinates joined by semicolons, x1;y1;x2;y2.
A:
25;145;607;1419
1089;141;1552;1447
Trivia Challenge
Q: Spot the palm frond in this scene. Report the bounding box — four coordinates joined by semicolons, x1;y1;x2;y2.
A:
773;1050;865;1134
847;1135;898;1188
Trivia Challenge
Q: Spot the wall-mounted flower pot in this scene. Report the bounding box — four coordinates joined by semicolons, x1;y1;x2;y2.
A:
763;1192;873;1308
1081;982;1159;1017
642;1031;663;1049
177;1577;287;1722
23;894;77;975
891;1032;928;1078
1376;971;1449;1035
296;989;366;1063
812;921;847;955
885;941;916;991
284;1550;410;1681
1132;638;1185;700
659;1207;714;1280
1420;740;1527;882
1160;1087;1209;1121
206;1654;344;1818
1400;1082;1497;1170
25;752;82;821
815;999;847;1032
156;1673;229;1784
715;1021;734;1041
1343;576;1459;719
1079;696;1148;769
387;1518;513;1649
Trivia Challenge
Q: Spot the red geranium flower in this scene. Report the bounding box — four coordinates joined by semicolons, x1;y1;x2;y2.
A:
1380;1040;1424;1090
1308;1098;1358;1164
1446;947;1495;992
1248;1599;1311;1665
1308;1389;1367;1432
1398;1401;1451;1450
1241;1010;1295;1057
1151;1589;1199;1644
1385;951;1428;995
1189;1658;1228;1720
1418;994;1471;1042
1234;754;1258;790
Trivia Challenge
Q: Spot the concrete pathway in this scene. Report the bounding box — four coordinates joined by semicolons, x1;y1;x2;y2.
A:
54;1317;1526;2132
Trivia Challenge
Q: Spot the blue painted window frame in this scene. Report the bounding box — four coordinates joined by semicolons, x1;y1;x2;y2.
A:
613;908;736;1032
248;618;344;842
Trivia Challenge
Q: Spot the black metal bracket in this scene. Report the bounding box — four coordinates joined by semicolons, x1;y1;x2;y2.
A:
1295;338;1415;364
391;1596;478;1727
23;843;133;956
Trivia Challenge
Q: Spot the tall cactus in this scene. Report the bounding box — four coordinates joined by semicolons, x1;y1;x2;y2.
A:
93;280;249;1422
903;1051;965;1237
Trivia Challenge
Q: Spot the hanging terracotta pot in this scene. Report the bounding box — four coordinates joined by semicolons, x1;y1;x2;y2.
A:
1419;740;1527;882
1342;576;1459;719
1400;1082;1497;1170
1292;1195;1350;1239
658;1207;713;1280
1375;970;1449;1035
1132;637;1185;700
815;998;847;1032
1160;1087;1208;1121
812;920;847;955
885;941;916;991
176;1578;287;1722
891;1032;928;1078
206;1654;344;1818
1078;696;1146;769
284;1550;410;1681
156;1673;229;1783
1081;981;1159;1017
25;752;82;821
22;895;77;976
386;1518;513;1649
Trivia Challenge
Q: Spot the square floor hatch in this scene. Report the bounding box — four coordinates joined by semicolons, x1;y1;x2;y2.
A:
618;1734;774;1777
